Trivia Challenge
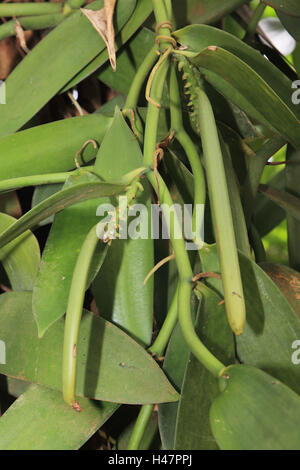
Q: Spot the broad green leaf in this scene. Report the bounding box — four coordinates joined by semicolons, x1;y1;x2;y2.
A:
158;294;200;450
0;213;40;290
0;292;179;404
263;0;300;16
97;27;155;97
277;11;300;42
200;244;300;394
254;169;286;237
94;107;143;178
176;47;300;148
173;24;300;120
260;262;300;318
61;0;153;92
285;145;300;271
0;384;118;450
0;114;111;180
33;173;108;337
236;253;300;394
210;364;300;450
173;0;246;27
92;232;154;346
259;184;300;221
0;0;134;137
0;172;126;250
174;284;234;450
92;108;154;346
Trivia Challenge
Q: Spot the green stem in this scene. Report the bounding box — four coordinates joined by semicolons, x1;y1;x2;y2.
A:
127;286;178;451
66;0;87;8
0;3;63;17
249;223;266;263
169;64;206;239
0;167;94;193
178;280;224;376
127;404;154;450
244;2;266;42
148;285;179;357
152;0;173;52
125;44;158;110
196;87;246;336
62;224;100;407
0;13;66;41
152;0;168;25
163;0;172;19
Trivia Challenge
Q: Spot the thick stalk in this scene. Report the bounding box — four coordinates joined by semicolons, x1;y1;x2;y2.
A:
148;285;179;357
62;224;100;407
127;405;154;450
178;280;224;376
67;0;87;8
127;286;178;451
249;224;266;263
244;2;266;42
0;3;63;17
169;64;206;239
125;44;158;110
0;13;66;41
0;169;94;194
152;0;173;53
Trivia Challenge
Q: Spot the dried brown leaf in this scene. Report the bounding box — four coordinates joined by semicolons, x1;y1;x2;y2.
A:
15;19;30;54
81;0;116;71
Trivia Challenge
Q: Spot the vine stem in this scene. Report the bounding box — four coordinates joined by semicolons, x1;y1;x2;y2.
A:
148;284;179;357
152;0;169;26
243;2;266;43
0;13;67;42
127;405;154;450
124;44;158;110
249;224;266;263
0;167;94;193
0;3;63;17
169;64;206;240
67;0;87;8
127;285;179;450
62;224;100;408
